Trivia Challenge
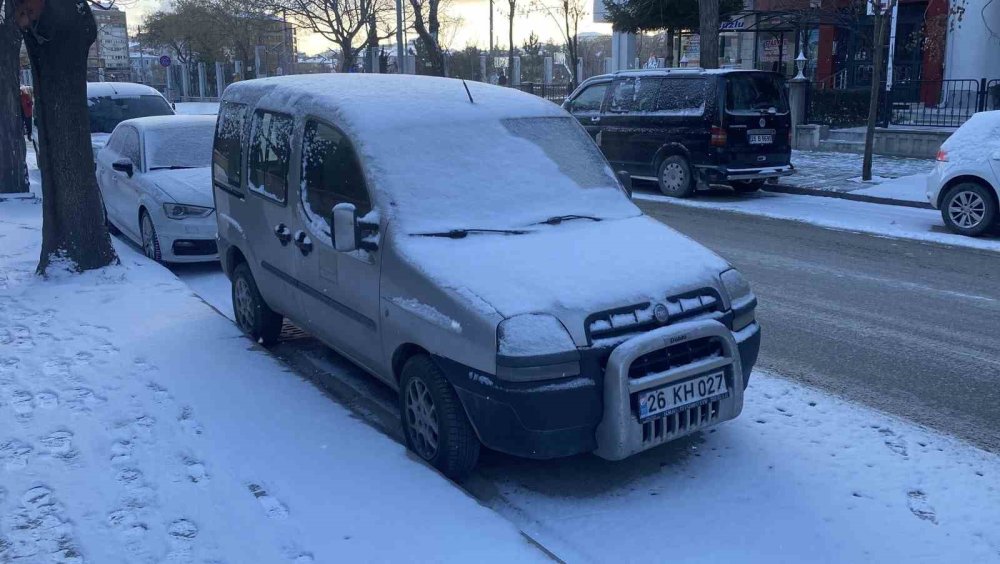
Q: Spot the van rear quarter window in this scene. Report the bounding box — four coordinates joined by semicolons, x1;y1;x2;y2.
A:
726;74;788;113
213;101;248;190
248;110;294;204
658;79;707;114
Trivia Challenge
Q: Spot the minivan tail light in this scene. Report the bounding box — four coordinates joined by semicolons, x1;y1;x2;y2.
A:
936;149;948;162
711;126;727;147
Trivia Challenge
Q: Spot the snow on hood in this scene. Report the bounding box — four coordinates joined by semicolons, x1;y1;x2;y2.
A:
397;215;730;345
944;110;1000;162
147;167;213;208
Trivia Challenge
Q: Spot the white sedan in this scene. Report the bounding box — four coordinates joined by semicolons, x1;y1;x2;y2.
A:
97;115;219;263
927;110;1000;237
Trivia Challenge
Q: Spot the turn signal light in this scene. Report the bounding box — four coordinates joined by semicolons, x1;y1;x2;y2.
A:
935;149;948;162
711;126;727;147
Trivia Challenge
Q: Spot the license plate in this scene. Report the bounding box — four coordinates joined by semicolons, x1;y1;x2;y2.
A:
637;372;728;420
749;134;773;145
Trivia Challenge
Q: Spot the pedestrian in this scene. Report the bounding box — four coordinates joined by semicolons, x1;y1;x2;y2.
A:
498;70;507;86
20;86;33;141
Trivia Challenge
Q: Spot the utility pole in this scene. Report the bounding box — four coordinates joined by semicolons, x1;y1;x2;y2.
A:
489;0;494;69
396;0;404;73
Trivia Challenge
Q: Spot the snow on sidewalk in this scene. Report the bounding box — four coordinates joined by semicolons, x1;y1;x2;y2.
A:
851;173;929;203
480;369;1000;563
634;190;1000;253
0;199;545;563
784;150;934;194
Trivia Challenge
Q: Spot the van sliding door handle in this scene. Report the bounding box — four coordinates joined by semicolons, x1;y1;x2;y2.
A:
293;230;313;256
273;223;291;246
590;116;601;123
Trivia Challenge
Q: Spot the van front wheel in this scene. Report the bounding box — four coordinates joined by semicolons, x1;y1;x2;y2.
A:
400;355;480;481
657;155;695;198
232;262;283;346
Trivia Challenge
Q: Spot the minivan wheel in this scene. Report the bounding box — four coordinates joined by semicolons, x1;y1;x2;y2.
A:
400;355;480;481
732;180;764;194
657;155;695;198
231;262;283;346
941;182;997;237
140;211;162;262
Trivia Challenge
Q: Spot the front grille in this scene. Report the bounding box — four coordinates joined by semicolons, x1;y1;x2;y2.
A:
172;239;218;256
642;399;721;444
586;289;723;345
628;337;722;379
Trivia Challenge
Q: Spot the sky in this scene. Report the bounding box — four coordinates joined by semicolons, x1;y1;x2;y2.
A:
126;0;612;55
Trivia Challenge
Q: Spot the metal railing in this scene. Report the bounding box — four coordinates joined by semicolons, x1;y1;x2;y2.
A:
883;79;983;128
515;82;572;105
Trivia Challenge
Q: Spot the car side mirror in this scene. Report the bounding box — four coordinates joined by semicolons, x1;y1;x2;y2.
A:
562;100;573;111
112;158;134;178
332;203;358;252
617;170;633;199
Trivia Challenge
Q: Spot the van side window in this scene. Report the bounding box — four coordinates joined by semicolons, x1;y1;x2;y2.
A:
609;79;636;112
248;110;293;204
633;78;663;112
213;101;248;190
657;79;707;114
301;120;372;234
571;83;608;113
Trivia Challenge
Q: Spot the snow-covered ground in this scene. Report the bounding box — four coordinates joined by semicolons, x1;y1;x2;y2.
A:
852;173;928;203
634;191;1000;252
784;150;934;194
0;199;544;563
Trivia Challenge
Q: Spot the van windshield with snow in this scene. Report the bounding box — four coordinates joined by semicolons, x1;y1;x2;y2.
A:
371;116;639;235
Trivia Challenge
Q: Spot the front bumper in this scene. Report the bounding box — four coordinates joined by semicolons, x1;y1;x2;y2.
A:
698;164;795;182
149;207;219;263
436;319;760;460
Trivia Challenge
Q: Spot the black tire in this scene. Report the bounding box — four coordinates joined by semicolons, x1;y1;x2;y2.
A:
231;262;283;346
732;180;764;194
139;210;162;262
400;355;480;481
657;155;695;198
940;182;998;237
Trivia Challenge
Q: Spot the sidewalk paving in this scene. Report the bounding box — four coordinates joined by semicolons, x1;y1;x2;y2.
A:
0;198;547;563
783;150;936;196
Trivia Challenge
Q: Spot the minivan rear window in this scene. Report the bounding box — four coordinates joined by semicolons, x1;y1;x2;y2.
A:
726;74;788;113
213;102;248;190
87;95;173;133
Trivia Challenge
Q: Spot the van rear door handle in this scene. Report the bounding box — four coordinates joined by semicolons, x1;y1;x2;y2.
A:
293;230;313;256
590;116;601;123
273;223;291;246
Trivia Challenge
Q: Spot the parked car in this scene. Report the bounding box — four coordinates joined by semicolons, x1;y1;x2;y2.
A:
85;82;175;158
563;68;794;197
214;75;761;479
97;115;218;263
926;110;1000;236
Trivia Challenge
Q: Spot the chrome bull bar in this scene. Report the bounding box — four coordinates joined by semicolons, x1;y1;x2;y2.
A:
594;319;744;461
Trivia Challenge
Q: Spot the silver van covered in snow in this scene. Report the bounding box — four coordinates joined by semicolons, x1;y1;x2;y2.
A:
213;74;761;479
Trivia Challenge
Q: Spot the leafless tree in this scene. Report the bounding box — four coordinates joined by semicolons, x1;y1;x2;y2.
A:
697;0;718;68
862;0;898;180
529;0;587;83
273;0;396;72
0;0;27;194
408;0;444;75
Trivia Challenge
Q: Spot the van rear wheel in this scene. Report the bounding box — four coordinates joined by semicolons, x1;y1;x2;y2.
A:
232;262;283;346
657;155;695;198
732;180;764;194
400;355;480;481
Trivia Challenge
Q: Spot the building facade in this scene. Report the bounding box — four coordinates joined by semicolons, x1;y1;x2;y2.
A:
89;7;131;81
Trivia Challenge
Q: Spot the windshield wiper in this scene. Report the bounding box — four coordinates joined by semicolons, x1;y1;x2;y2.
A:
414;228;528;239
536;214;602;226
149;165;196;171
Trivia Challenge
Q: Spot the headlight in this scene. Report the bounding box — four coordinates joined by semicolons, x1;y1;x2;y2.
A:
496;314;580;382
163;203;213;219
721;269;756;331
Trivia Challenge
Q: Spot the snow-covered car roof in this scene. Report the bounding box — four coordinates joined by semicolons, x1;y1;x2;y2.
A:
116;114;216;133
943;110;1000;162
87;82;165;98
225;74;566;131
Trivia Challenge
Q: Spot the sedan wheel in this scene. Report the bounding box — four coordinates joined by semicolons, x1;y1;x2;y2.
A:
140;211;162;262
941;183;998;237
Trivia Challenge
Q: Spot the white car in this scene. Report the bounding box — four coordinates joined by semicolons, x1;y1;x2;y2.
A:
97;115;218;263
85;82;175;158
927;110;1000;236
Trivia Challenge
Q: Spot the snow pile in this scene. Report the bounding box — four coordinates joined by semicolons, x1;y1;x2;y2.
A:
852;173;929;203
0;199;545;563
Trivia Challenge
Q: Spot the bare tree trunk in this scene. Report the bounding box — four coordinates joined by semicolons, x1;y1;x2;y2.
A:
665;28;674;66
698;0;719;69
863;3;893;181
19;0;118;273
507;0;515;82
409;0;445;76
1;0;28;194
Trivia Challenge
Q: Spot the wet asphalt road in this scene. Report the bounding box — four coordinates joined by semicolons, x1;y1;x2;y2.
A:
637;197;1000;453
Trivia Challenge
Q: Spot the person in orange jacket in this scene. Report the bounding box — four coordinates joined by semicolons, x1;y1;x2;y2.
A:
20;86;33;141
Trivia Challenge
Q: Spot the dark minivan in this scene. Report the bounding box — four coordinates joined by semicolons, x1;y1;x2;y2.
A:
564;68;794;197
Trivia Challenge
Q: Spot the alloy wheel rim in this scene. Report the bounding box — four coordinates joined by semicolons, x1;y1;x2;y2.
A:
662;163;686;191
234;278;254;331
405;378;439;460
141;215;156;259
948;191;986;229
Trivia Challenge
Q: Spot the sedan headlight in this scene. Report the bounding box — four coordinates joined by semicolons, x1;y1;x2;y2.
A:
163;203;213;219
496;314;580;382
720;269;756;331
